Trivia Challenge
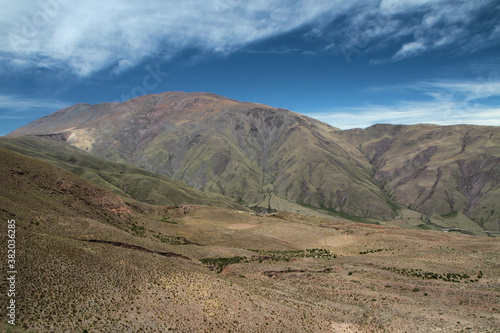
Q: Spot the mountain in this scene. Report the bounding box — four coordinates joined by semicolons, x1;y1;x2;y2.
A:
9;91;500;231
341;124;500;231
1;146;498;332
8;92;398;220
0;135;246;210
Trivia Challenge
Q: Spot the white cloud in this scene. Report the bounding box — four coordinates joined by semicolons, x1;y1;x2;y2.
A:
306;77;500;129
0;94;69;117
1;0;498;76
0;0;346;76
380;0;438;11
307;103;500;130
324;0;499;62
393;41;426;59
420;82;500;105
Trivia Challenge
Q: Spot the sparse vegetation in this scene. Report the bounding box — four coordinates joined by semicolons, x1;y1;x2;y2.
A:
251;248;337;261
200;249;337;272
359;248;393;255
417;224;432;230
200;256;247;272
129;223;146;237
0;145;498;332
159;217;177;224
441;211;459;218
153;234;193;245
383;267;476;283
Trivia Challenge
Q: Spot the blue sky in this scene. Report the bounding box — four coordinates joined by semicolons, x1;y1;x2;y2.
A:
1;0;499;135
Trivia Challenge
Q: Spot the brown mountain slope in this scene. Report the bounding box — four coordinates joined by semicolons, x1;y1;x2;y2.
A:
341;124;500;231
0;146;136;229
9;91;398;220
1;146;499;332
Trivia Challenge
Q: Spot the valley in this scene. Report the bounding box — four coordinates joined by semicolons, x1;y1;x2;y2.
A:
0;146;499;332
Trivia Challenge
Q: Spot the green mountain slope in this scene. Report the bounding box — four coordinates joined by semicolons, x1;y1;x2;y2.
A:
9;92;398;220
0;136;246;211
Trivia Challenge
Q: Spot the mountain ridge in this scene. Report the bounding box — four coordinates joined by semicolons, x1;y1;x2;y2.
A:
9;91;500;231
341;123;500;231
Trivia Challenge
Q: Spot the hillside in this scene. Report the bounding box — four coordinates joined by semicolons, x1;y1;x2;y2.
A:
0;146;499;332
8;91;500;231
341;124;500;232
0;136;246;210
7;92;400;220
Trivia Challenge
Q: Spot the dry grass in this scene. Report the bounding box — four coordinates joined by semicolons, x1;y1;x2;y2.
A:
0;147;499;332
2;203;498;332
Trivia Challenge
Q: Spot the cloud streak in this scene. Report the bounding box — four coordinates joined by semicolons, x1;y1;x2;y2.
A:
0;94;70;118
307;77;500;129
419;80;500;102
1;0;343;76
309;103;500;130
1;1;498;76
323;0;499;63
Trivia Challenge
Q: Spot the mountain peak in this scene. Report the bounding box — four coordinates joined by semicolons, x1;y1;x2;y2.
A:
7;91;500;229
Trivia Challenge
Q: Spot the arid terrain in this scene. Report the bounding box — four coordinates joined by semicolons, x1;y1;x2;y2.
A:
1;146;499;332
2;0;500;329
9;92;500;233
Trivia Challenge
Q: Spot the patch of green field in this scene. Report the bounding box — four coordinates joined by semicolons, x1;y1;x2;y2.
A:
359;248;394;255
200;249;337;273
383;267;482;283
200;256;247;272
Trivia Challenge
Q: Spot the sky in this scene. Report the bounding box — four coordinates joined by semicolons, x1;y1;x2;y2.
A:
1;0;500;135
